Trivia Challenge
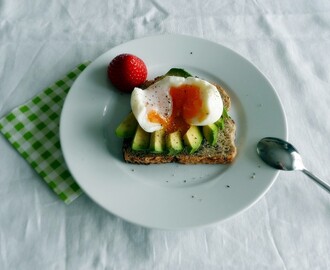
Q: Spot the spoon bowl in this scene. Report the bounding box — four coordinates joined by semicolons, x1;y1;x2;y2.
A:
257;137;330;193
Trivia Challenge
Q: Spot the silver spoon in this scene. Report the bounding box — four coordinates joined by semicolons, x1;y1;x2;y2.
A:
257;137;330;193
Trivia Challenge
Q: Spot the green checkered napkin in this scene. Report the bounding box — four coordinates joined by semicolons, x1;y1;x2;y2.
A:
0;62;90;204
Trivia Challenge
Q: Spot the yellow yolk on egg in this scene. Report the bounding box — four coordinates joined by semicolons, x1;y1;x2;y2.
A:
147;84;208;134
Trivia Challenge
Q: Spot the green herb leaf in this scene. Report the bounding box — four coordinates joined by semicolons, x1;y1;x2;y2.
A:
165;68;192;78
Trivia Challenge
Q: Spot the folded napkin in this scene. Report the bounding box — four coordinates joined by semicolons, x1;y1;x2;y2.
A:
0;62;90;204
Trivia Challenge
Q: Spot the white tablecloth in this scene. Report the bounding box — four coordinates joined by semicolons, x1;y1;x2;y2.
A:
1;1;330;269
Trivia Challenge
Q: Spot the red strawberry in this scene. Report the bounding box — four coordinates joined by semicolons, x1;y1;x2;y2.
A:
107;53;147;93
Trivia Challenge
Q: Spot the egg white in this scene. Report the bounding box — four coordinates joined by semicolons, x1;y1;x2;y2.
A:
131;76;223;133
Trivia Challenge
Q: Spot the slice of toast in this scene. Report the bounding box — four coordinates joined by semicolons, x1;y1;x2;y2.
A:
122;78;237;164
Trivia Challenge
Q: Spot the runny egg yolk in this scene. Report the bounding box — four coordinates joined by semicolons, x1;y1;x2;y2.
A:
147;84;208;134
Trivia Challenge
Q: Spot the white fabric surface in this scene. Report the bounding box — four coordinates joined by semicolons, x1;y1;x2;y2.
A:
1;0;330;269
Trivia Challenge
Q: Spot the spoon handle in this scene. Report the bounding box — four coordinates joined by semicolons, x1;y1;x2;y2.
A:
302;169;330;193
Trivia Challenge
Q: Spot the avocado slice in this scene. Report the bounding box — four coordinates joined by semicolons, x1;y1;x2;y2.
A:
215;118;224;130
149;129;166;153
183;126;203;154
203;123;219;146
115;112;138;138
166;131;183;155
132;125;150;151
165;68;192;78
214;108;229;130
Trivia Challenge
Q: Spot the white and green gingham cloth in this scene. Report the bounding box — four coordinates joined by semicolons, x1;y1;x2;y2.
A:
0;62;90;204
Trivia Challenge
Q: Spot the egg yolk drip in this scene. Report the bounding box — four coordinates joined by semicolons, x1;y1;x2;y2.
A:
147;84;207;134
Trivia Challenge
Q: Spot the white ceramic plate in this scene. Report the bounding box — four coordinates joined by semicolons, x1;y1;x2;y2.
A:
60;34;287;229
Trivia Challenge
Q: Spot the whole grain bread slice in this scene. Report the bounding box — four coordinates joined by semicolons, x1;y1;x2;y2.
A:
122;78;237;164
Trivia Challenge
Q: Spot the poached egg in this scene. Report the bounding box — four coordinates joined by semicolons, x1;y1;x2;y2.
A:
131;76;223;134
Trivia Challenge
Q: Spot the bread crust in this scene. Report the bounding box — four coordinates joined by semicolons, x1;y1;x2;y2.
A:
122;78;237;164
